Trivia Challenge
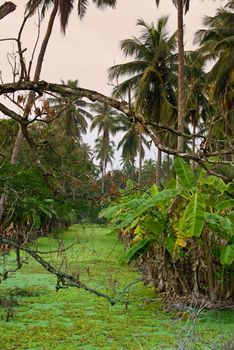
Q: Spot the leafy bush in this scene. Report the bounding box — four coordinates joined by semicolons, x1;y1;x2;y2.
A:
100;158;234;304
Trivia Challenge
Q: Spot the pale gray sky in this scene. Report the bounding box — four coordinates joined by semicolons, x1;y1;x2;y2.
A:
0;0;225;167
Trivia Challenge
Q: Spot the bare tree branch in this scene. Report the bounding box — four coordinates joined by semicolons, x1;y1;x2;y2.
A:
0;80;233;173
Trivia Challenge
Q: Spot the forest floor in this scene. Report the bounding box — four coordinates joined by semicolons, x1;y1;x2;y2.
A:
0;224;233;350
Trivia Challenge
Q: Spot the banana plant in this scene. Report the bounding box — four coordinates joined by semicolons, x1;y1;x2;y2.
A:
173;157;234;265
100;157;234;267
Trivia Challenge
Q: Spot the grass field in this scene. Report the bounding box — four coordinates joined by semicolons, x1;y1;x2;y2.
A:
0;225;233;349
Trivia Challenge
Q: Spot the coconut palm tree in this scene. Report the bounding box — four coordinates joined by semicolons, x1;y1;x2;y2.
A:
155;0;190;153
90;102;121;193
47;80;91;143
183;51;211;168
108;16;177;185
117;115;150;184
195;2;234;160
26;0;117;32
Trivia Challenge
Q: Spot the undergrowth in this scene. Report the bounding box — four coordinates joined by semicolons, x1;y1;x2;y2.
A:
0;225;233;349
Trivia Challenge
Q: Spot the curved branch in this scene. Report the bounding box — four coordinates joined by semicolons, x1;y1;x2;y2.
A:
0;80;233;172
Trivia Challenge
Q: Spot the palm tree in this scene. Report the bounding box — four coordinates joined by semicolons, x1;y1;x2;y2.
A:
90;102;121;193
194;2;234;160
155;0;190;153
183;51;211;168
109;16;177;185
141;159;156;186
26;0;117;33
47;80;91;143
117;115;149;184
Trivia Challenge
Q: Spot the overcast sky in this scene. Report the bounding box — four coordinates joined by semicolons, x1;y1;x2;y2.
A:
0;0;225;167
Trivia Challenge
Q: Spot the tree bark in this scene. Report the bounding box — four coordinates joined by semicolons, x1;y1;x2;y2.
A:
0;1;59;222
0;2;16;20
138;131;142;185
10;0;59;164
101;164;105;194
156;147;162;187
177;0;185;153
192;121;196;170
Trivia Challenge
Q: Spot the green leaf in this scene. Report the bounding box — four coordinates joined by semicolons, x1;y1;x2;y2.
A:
165;236;176;255
120;237;155;264
33;215;41;229
174;157;196;191
215;199;234;212
150;184;158;196
106;228;120;236
206;213;233;238
220;245;234;265
177;192;206;238
142;217;164;236
119;189;180;229
201;176;227;193
166;178;176;189
99;199;144;220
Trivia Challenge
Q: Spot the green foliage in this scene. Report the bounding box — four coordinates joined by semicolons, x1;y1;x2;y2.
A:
220;245;234;265
174;157;196;191
119;188;179;229
176;191;206;241
100;158;234;275
121;237;156;264
215;199;234;212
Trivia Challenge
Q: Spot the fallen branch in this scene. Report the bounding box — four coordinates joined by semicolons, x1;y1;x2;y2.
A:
0;235;141;306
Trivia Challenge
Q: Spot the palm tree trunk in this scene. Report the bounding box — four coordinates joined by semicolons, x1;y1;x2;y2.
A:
138;132;142;185
156;148;162;187
224;109;233;161
192;122;196;170
177;0;185;153
101;163;105;194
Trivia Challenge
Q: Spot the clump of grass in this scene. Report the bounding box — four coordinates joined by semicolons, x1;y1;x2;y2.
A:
10;287;46;297
0;295;18;321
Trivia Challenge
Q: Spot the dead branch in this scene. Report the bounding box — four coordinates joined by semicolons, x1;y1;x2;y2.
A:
0;80;233;174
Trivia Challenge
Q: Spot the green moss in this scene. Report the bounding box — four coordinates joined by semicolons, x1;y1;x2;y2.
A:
0;224;233;349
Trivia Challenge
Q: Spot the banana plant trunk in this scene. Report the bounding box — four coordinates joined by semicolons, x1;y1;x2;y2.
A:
177;0;185;153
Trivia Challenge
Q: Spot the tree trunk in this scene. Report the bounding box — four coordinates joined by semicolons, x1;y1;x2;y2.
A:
177;0;185;153
192;122;196;170
0;1;59;222
11;0;59;162
156;148;162;187
101;163;105;194
0;2;16;20
138;132;142;185
224;109;234;161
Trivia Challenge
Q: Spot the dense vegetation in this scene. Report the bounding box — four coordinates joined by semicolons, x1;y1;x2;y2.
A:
100;159;234;305
0;0;234;348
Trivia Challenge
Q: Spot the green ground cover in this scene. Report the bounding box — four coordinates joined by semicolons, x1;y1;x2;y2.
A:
0;225;233;349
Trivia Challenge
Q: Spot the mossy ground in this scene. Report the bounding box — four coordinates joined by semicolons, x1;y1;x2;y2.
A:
0;225;233;350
